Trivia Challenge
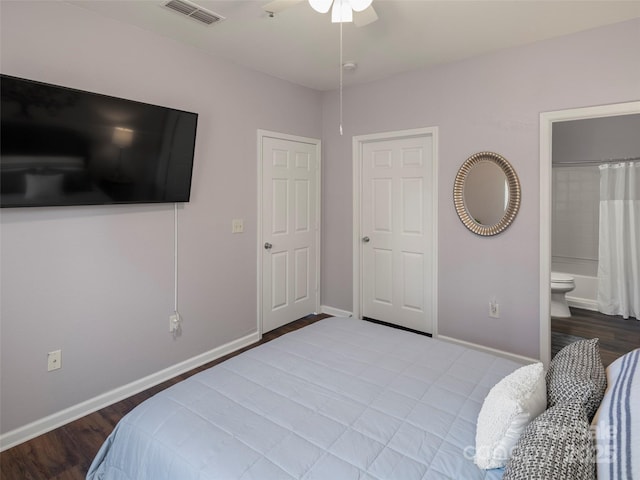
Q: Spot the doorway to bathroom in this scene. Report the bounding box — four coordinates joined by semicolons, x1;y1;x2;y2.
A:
540;101;640;366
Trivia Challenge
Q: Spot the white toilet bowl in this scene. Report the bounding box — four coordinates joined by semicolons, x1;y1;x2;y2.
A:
551;273;576;318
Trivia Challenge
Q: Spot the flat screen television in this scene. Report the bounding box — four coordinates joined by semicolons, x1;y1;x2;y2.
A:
1;74;198;208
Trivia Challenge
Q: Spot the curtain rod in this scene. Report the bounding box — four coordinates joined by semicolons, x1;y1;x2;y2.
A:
552;155;640;167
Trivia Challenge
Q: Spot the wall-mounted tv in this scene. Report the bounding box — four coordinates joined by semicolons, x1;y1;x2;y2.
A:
1;74;198;208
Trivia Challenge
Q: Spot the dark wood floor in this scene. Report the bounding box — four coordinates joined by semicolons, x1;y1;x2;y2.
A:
552;307;640;366
0;314;330;480
3;309;638;479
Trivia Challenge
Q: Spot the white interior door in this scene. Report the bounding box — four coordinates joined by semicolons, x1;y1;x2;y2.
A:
260;133;320;333
358;131;436;333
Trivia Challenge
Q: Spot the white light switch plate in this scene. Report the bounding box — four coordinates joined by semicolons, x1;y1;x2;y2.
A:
232;219;244;233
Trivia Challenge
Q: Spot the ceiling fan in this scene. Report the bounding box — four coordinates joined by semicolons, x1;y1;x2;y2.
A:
262;0;378;27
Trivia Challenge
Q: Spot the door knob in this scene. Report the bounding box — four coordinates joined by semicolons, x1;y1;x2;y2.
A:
264;242;273;250
362;236;370;243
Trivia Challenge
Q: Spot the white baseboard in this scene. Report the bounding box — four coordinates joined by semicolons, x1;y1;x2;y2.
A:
0;330;261;452
320;305;353;317
437;335;540;365
567;296;598;312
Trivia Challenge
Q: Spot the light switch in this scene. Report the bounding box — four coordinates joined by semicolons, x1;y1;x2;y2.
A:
232;219;244;234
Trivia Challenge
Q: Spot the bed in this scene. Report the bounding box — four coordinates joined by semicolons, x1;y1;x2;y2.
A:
86;317;639;480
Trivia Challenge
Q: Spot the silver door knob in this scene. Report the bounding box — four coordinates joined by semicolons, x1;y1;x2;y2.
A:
264;242;273;250
362;236;370;243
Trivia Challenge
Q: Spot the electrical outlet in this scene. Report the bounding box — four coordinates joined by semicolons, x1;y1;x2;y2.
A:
489;301;500;318
47;350;62;372
169;313;182;332
232;219;244;234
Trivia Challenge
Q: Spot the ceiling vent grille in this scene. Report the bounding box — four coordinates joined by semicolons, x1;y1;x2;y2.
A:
163;0;225;26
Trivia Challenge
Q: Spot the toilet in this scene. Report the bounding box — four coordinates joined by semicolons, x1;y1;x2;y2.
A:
551;272;576;318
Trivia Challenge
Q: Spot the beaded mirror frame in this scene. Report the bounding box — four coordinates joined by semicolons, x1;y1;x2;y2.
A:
453;151;521;236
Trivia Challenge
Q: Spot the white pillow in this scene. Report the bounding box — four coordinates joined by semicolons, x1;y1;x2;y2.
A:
474;362;547;469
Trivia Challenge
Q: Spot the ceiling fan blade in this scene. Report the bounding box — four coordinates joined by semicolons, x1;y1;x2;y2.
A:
309;0;333;14
262;0;303;14
331;0;352;23
348;0;371;13
354;4;377;27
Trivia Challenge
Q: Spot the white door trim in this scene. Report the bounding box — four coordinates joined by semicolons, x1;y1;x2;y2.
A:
352;127;438;336
539;101;640;365
257;129;321;336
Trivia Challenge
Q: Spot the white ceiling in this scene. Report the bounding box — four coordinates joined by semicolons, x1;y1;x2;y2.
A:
69;0;640;91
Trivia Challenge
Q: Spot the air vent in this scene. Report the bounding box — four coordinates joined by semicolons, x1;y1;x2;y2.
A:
163;0;225;26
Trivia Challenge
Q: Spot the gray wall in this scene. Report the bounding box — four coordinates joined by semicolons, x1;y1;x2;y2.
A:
553;114;640;163
320;18;640;358
0;1;322;434
2;0;640;440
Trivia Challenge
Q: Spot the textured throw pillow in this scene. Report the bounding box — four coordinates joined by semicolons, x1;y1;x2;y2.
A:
546;338;606;421
503;401;596;480
474;362;547;469
592;348;640;480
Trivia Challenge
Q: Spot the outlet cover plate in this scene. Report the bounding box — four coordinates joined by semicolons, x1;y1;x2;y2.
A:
47;350;61;371
169;313;181;332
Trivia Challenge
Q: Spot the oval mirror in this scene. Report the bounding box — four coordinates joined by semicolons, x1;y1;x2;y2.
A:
453;151;521;236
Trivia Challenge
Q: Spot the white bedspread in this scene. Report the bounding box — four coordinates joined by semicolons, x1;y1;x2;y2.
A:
87;317;519;479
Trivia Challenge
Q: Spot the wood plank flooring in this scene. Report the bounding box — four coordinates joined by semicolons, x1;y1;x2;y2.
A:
2;309;638;479
552;307;640;366
0;314;329;480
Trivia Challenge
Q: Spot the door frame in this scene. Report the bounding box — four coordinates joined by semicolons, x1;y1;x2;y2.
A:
257;129;322;336
539;100;640;365
352;127;439;335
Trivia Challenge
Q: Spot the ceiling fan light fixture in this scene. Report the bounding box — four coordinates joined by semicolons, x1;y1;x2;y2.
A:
331;0;353;23
309;0;332;14
347;0;371;13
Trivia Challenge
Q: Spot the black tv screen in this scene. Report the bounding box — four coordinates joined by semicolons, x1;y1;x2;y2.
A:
1;74;198;208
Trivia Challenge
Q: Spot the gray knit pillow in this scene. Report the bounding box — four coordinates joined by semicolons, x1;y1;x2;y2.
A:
503;401;595;480
546;338;606;421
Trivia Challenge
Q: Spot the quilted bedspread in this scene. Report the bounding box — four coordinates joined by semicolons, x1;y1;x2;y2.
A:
87;317;520;479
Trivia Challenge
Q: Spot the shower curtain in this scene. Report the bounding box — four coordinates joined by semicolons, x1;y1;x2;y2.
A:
597;161;640;320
